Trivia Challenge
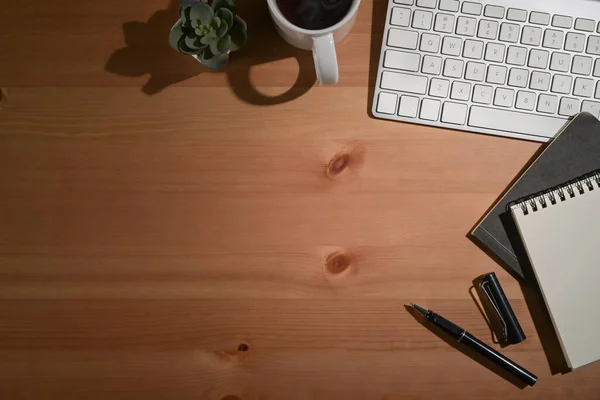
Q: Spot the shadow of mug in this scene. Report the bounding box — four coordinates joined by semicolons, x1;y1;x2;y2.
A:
105;0;316;105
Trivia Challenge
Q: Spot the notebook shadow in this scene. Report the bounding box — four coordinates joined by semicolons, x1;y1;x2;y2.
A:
105;0;316;104
405;305;528;389
366;0;387;117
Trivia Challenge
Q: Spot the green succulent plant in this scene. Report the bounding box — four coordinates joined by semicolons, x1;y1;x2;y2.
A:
169;0;247;69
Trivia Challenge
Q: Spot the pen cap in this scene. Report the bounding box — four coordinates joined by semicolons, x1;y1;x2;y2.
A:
475;272;526;345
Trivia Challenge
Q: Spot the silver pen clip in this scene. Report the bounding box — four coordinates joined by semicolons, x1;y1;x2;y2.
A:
479;280;508;343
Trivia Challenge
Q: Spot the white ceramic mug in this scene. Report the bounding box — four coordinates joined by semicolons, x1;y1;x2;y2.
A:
266;0;361;85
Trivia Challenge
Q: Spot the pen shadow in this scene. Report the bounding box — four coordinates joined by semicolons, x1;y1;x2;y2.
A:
405;305;529;389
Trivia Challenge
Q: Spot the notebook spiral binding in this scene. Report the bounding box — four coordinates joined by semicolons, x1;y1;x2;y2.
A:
509;169;600;216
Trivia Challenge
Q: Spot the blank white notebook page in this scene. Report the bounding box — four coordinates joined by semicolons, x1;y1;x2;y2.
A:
511;183;600;370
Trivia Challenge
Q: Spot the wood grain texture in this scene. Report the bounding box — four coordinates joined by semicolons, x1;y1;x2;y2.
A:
1;0;597;398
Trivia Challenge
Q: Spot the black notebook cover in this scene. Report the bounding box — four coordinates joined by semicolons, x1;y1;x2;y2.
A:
470;112;600;284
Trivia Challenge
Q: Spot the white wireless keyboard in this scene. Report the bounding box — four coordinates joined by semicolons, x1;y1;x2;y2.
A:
372;0;600;141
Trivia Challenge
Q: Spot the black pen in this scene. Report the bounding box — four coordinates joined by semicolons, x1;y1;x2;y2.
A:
411;303;537;386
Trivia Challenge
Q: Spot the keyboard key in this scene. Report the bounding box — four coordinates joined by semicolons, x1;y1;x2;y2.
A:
572;55;593;75
587;36;600;55
456;16;477;36
473;84;493;104
441;101;468;124
420;33;441;53
530;71;551;91
484;5;504;19
573;77;594;97
451;81;471;101
575;18;595;32
565;32;585;52
552;15;573;29
412;10;433;30
398;95;420;117
416;0;437;8
420;98;441;120
468;106;567;138
477;20;499;40
388;28;419;49
394;0;414;4
443;58;464;78
391;7;411;27
516;91;536;110
463;39;484;59
465;62;485;81
438;0;459;12
421;55;442;75
377;92;398;114
506;46;527;66
494;88;515;107
429;78;450;98
528;49;549;69
559;97;579;116
595;59;600;77
508;68;529;87
499;23;520;43
462;2;482;15
434;13;455;33
441;36;462;56
380;71;428;94
537;94;558;113
550;52;571;72
521;26;542;46
581;100;600;118
384;50;421;72
487;65;507;84
506;8;527;22
484;42;506;62
597;82;600;99
551;74;573;94
529;12;550;26
543;30;564;49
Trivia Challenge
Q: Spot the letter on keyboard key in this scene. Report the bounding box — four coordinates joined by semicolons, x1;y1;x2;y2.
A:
572;55;593;75
420;33;441;53
530;71;551;91
473;84;493;104
537;94;558;114
528;49;549;69
494;88;515;107
388;28;419;49
441;102;468;124
381;71;428;94
465;62;485;81
559;97;579;116
516;91;536;111
484;43;505;62
581;100;600;118
391;7;411;27
443;58;464;78
377;92;398;114
551;74;572;94
573;77;594;97
421;55;442;75
398;95;420;117
451;81;471;101
508;68;528;87
550;52;571;72
468;107;567;138
463;39;484;59
439;0;459;12
506;46;527;66
442;36;462;56
429;78;450;98
487;65;507;84
384;50;421;72
419;99;441;121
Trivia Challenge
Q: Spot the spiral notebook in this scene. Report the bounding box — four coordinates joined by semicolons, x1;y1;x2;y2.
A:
510;170;600;370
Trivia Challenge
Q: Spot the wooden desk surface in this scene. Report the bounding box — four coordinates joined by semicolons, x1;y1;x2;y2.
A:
1;0;599;398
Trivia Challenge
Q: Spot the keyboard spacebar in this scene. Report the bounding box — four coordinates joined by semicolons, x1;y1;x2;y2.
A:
468;106;568;139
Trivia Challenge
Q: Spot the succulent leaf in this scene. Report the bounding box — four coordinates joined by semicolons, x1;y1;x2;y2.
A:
229;17;247;51
169;23;186;51
210;34;231;55
185;35;203;51
200;46;230;69
217;19;228;38
216;8;234;30
177;36;197;55
180;6;192;28
212;16;221;28
211;0;236;14
190;3;214;24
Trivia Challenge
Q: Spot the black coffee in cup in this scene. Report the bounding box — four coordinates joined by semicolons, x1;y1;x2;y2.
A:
276;0;353;30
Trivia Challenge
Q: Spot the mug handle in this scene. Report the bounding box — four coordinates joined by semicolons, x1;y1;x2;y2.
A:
312;34;339;85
